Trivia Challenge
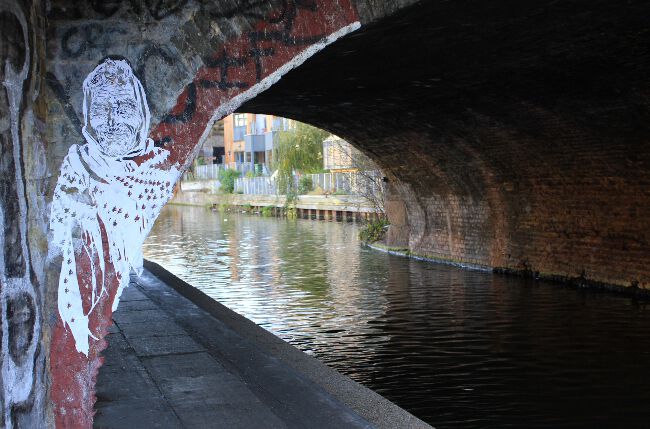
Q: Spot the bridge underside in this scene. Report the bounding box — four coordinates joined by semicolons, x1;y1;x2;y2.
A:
2;0;650;426
240;0;650;289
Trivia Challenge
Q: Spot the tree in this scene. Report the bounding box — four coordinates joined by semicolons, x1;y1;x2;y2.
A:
273;121;328;201
218;168;241;193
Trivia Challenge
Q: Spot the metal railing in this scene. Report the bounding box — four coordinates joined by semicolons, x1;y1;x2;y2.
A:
234;171;383;196
182;163;269;181
309;171;383;195
234;176;278;195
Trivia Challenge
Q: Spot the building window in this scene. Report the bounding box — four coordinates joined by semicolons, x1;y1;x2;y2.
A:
234;114;246;127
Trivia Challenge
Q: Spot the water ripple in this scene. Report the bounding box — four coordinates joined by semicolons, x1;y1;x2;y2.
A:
143;206;650;428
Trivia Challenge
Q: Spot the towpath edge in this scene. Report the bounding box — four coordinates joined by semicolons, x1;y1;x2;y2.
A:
94;260;431;428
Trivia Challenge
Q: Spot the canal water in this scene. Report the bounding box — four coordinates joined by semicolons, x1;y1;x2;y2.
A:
143;205;650;428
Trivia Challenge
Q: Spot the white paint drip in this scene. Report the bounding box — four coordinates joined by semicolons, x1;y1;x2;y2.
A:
49;59;179;356
1;2;40;427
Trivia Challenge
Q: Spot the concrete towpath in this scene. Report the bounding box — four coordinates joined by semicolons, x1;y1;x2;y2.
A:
94;262;431;429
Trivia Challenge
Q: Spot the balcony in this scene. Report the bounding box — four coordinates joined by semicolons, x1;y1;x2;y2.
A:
244;131;275;152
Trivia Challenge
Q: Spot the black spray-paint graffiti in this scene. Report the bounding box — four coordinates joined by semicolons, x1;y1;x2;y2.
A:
0;1;41;428
45;72;83;132
52;1;327;148
144;0;188;20
159;0;324;128
207;0;271;20
247;0;323;81
201;49;249;90
160;49;251;125
49;0;185;21
61;24;128;59
160;82;197;124
136;44;177;98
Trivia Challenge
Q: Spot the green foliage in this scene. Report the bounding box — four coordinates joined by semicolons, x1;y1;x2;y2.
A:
285;206;297;219
245;168;263;179
261;206;274;217
195;156;206;166
218;168;241;193
273;121;329;200
358;218;390;243
333;189;348;195
298;176;313;194
242;203;252;213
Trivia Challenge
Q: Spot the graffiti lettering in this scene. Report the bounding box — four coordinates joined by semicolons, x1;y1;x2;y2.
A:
61;24;127;59
247;1;324;81
45;72;83;132
151;0;358;162
207;0;270;20
248;0;323;46
160;82;196;124
89;0;124;18
249;47;275;82
136;44;176;96
200;49;249;90
144;0;188;20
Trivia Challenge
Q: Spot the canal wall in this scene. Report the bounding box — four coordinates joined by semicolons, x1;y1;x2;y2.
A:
172;186;383;221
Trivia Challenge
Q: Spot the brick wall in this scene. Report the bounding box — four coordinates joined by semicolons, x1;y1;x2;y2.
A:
240;0;650;290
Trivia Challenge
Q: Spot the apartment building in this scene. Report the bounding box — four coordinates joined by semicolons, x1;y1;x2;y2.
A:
223;113;292;171
322;134;365;172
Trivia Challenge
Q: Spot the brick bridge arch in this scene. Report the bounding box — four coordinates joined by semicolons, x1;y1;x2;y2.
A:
1;0;648;427
238;0;650;289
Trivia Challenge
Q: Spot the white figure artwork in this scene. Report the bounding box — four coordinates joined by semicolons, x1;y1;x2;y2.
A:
50;58;180;355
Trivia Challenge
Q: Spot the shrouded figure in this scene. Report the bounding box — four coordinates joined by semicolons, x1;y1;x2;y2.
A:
50;58;180;355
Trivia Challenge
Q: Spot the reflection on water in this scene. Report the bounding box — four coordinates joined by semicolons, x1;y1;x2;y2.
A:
144;205;650;428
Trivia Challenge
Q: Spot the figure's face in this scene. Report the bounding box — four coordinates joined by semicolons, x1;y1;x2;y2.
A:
88;84;141;157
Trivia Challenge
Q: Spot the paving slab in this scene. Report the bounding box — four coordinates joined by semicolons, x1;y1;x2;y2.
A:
142;352;227;379
157;373;261;405
94;398;183;429
112;308;173;325
107;322;120;334
130;334;206;357
116;299;159;311
117;286;149;302
118;319;188;340
170;402;286;429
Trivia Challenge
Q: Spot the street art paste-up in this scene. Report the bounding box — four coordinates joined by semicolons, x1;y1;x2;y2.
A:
49;59;180;355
